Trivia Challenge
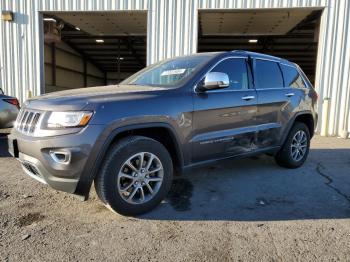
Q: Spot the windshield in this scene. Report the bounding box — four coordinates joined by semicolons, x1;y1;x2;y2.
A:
122;55;213;87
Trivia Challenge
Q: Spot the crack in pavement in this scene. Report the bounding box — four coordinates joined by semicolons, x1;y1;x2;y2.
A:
316;162;350;204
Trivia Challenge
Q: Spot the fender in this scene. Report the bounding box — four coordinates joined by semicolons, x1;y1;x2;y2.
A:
74;122;184;199
279;110;315;147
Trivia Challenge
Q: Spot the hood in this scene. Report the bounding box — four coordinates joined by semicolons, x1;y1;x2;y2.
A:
25;84;167;111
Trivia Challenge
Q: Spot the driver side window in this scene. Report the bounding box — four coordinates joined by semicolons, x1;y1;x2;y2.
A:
210;58;249;90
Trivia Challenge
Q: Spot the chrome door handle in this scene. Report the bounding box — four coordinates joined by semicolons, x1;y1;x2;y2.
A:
242;96;255;101
285;92;295;97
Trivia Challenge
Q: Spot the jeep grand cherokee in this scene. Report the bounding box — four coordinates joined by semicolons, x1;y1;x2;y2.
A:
8;51;318;215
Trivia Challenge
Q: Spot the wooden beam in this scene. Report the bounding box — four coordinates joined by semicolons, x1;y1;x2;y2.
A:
83;57;87;87
51;43;56;86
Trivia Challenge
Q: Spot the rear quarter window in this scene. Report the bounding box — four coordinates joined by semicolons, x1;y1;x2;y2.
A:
280;64;307;88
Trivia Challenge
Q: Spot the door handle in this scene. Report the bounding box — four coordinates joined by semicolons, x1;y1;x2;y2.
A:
285;92;295;97
242;95;255;101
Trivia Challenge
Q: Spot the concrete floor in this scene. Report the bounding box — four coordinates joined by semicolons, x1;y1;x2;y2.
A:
0;133;350;261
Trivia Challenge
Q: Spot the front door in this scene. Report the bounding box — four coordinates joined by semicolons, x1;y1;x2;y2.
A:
191;57;258;162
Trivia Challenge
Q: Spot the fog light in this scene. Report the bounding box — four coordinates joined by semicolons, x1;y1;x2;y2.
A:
49;150;71;164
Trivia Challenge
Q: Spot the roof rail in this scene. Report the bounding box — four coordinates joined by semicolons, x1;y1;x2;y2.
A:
231;50;290;63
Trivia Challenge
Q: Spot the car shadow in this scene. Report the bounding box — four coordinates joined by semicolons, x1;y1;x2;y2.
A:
141;148;350;221
1;136;349;221
0;134;10;157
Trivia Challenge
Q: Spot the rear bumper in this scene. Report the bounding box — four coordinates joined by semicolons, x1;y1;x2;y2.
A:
0;105;19;128
8;125;104;194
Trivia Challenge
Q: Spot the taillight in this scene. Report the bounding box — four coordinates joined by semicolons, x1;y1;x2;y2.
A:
311;90;319;101
3;98;20;109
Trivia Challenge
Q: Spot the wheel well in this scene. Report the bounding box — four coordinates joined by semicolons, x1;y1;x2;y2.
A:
110;127;182;173
295;114;314;137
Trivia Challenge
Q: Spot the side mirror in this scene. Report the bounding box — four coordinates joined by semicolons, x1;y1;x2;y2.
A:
197;72;229;92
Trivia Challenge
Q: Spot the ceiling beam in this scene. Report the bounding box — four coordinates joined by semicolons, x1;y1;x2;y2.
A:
88;53;146;57
63;41;105;72
61;34;146;39
121;37;146;67
198;34;314;39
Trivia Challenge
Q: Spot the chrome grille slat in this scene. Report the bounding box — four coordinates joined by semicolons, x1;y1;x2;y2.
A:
14;110;23;129
29;113;40;133
15;109;42;135
23;112;34;132
19;111;29;131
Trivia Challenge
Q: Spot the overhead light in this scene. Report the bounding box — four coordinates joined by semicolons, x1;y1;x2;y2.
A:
95;39;104;43
248;39;258;43
75;27;80;31
43;18;56;22
117;57;124;60
2;11;14;22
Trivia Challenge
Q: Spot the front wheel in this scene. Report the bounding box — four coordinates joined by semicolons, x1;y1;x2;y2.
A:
275;122;310;168
95;136;173;216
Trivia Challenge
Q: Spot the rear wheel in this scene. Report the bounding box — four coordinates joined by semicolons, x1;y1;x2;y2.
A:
275;122;310;168
95;136;173;216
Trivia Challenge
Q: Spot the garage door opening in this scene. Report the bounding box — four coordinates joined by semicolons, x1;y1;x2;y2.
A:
198;8;323;84
42;11;147;93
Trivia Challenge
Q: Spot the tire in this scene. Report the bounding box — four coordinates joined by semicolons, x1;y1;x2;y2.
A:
274;122;310;169
94;136;173;216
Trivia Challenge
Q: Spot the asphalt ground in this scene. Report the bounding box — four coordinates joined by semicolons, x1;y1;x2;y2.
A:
1;132;350;261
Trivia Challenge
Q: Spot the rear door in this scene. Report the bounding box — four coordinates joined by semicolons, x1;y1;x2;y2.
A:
253;58;293;148
279;63;311;112
191;57;258;162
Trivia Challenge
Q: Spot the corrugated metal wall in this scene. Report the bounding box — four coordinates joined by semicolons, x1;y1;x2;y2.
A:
0;0;349;137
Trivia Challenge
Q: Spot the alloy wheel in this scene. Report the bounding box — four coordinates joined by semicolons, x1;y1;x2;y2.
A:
290;130;308;162
117;152;164;205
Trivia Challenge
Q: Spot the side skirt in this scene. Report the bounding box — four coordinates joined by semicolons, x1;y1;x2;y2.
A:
180;146;280;174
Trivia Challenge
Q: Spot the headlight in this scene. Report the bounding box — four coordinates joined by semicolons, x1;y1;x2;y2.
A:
47;111;93;128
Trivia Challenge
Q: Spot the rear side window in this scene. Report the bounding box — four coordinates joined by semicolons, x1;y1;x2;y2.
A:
280;64;306;88
210;58;248;90
254;60;283;89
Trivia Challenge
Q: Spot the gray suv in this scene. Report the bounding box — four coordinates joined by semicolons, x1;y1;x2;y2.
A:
8;51;318;215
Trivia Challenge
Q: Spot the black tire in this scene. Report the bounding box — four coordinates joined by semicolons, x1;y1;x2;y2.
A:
94;136;173;216
274;122;310;169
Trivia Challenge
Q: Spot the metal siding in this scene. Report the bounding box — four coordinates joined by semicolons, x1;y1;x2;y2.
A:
148;0;197;64
0;0;349;138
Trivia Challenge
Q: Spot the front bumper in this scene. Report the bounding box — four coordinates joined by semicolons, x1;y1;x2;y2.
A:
8;125;104;194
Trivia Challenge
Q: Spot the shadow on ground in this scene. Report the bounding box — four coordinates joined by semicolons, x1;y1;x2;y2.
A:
1;135;349;222
143;147;350;221
0;134;10;157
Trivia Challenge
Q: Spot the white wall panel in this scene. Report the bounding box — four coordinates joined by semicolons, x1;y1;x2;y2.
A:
0;0;349;137
147;0;198;64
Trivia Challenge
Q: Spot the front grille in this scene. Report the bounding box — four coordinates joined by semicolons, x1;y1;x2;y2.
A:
15;109;42;135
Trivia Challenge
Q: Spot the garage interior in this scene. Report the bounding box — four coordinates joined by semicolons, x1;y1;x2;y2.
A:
198;8;323;84
43;11;147;93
